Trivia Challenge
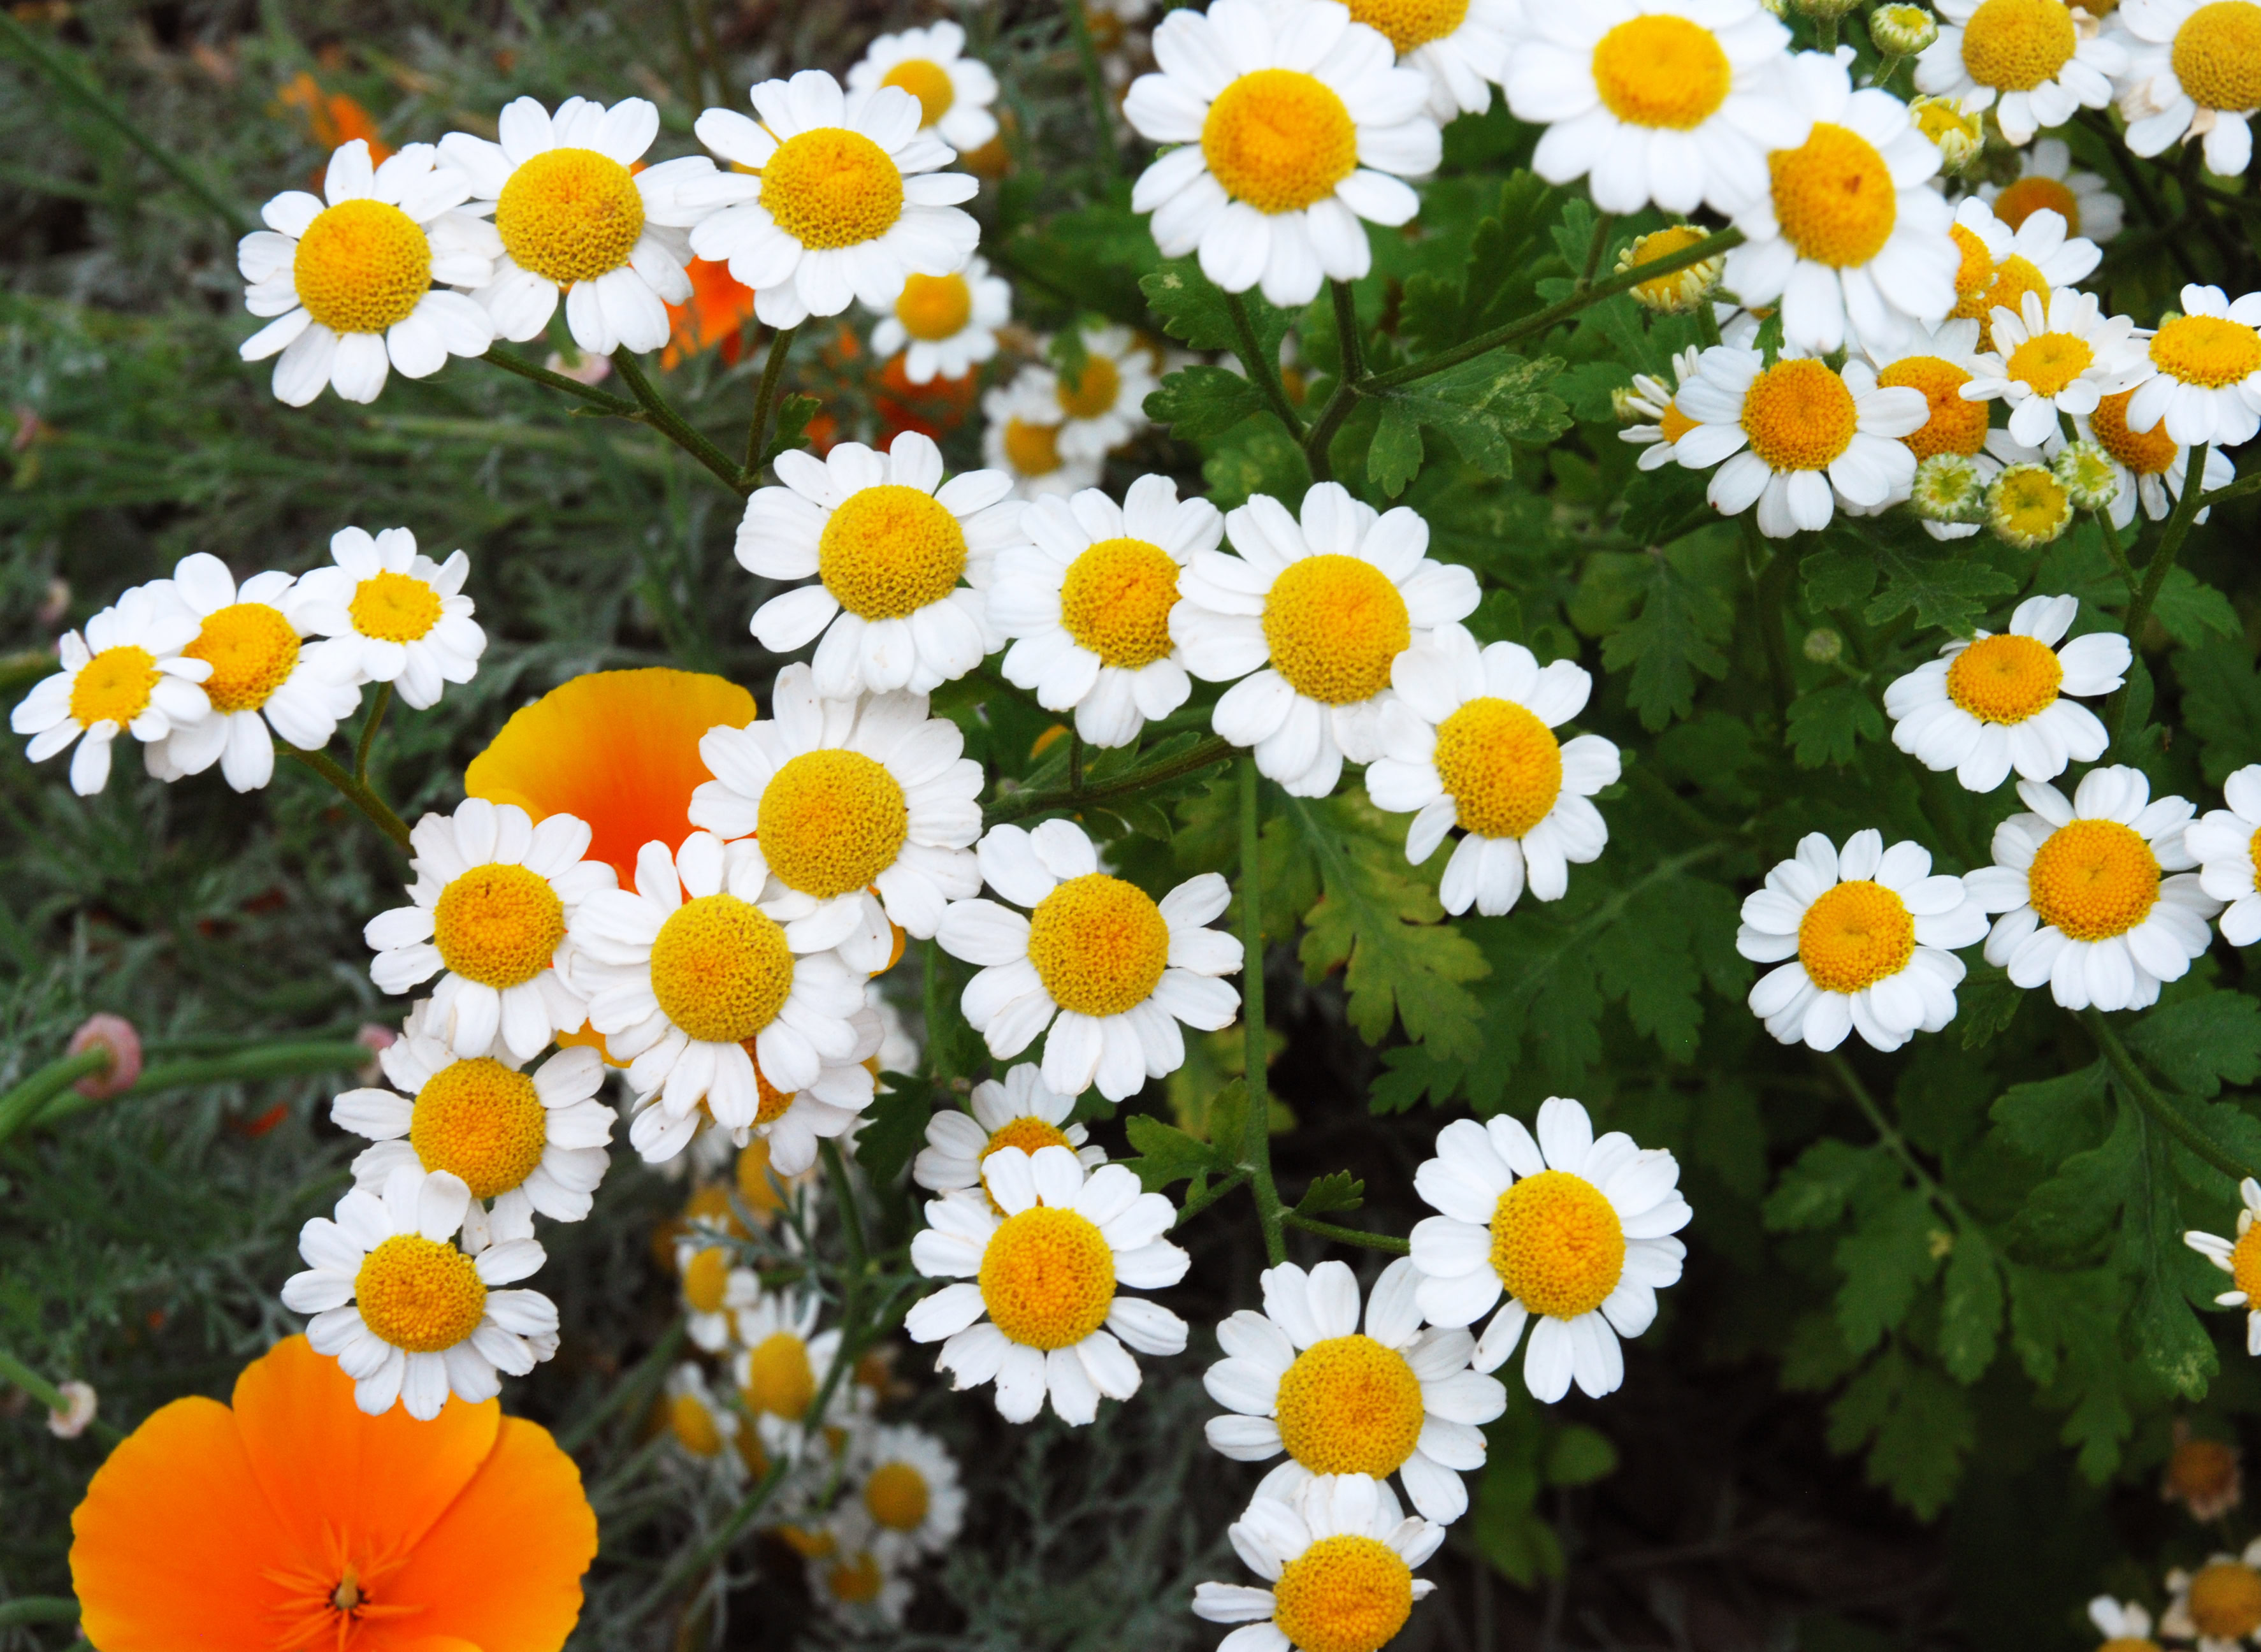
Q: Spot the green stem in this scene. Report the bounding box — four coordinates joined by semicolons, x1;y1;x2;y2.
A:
479;345;641;415
2200;470;2261;509
0;1600;79;1628
1579;212;1615;287
0;1048;109;1148
983;733;1234;827
741;324;799;480
1282;1213;1410;1254
1816;11;1838;50
18;1041;372;1143
1173;1166;1250;1226
610;348;753;496
1061;0;1120;180
0;1349;122;1444
353;682;391;783
820;1137;870;1275
287;747;412;851
1303;281;1364;481
1823;1053;1976;1231
556;1320;686;1454
1224;292;1306;441
2106;440;2209;751
1751;523;1798;713
1238;757;1287;1267
2083;1007;2261;1182
2094;505;2139;600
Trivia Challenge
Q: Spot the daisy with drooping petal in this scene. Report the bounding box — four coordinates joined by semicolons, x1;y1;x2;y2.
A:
630;995;883;1174
282;1165;558;1420
2189;1180;2261;1360
739;431;1018;699
1617;345;1705;470
913;1062;1106;1200
981;368;1104;499
1979;136;2125;240
1964;766;2219;1011
906;1145;1190;1423
2125;284;2261;448
1945;195;2101;350
2162;1537;2261;1649
1048;327;1158;461
1345;0;1515;121
2058;388;2237;526
661;1361;749;1476
936;818;1243;1101
2113;0;2261;177
1960;287;2152;447
10;585;211;797
843;1423;966;1565
2086;1597;2160;1651
1123;0;1441;307
1865;318;2042;539
1409;1098;1690;1402
869;254;1011;384
733;1287;856;1458
293;526;486;710
2182;765;2261;946
1192;1472;1445;1652
1883;595;2130;792
1368;626;1618;917
1915;0;2125;145
847;21;1002;155
990;475;1221;749
674;1233;760;1352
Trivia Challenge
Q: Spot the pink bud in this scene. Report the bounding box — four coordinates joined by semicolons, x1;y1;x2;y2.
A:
66;1014;141;1099
354;1022;396;1085
46;1379;97;1439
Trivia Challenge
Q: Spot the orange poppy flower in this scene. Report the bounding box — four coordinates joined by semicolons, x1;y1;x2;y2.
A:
278;71;394;173
663;258;758;369
71;1335;594;1652
873;352;979;445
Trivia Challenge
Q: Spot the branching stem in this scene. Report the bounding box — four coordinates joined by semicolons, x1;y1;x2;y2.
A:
288;747;412;850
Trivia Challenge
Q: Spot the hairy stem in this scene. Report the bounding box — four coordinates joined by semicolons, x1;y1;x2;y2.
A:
1282;1212;1410;1254
1303;280;1364;481
288;747;412;850
983;733;1234;827
2083;1006;2261;1184
479;345;642;414
1224;291;1306;441
2106;440;2209;750
0;1348;124;1444
743;324;799;479
610;347;753;496
354;682;392;782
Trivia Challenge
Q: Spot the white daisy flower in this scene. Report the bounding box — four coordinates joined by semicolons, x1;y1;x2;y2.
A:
2183;765;2261;946
625;1003;883;1174
1368;625;1619;917
2056;388;2237;527
2190;1180;2261;1359
738;431;1018;700
1192;1473;1445;1652
1915;0;2125;145
2125;283;2261;448
2162;1537;2261;1651
1978;136;2125;240
238;140;498;407
9;585;211;797
2113;0;2261;177
1864;319;2042;539
1047;326;1159;462
842;1423;967;1564
1944;194;2102;349
1959;287;2151;447
868;253;1011;384
1171;481;1480;797
733;1285;847;1426
1617;345;1705;470
692;71;981;330
282;1164;557;1420
1204;1258;1506;1525
675;1233;761;1352
1410;1101;1690;1402
1346;0;1515;120
2087;1596;2157;1649
982;368;1105;499
936;818;1243;1101
906;1144;1190;1423
1882;594;2130;792
1964;766;2220;1011
990;475;1220;749
913;1061;1106;1199
661;1361;749;1475
291;526;486;710
846;20;1002;154
808;1539;913;1629
1123;0;1441;307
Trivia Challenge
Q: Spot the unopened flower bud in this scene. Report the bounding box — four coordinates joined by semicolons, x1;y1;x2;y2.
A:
66;1013;141;1099
1870;3;1939;52
2052;440;2122;512
1988;463;2074;548
1616;225;1726;314
1911;453;1987;523
1909;94;1986;173
47;1379;97;1439
1803;627;1844;663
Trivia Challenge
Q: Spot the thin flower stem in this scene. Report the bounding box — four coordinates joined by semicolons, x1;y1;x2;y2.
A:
1822;1052;1976;1232
820;1137;870;1275
2081;1006;2261;1184
479;345;642;415
1580;212;1616;286
354;682;391;783
288;747;412;850
0;1048;110;1147
1174;1166;1250;1226
1303;280;1364;480
1238;757;1288;1266
1224;291;1306;441
0;1348;124;1444
983;733;1234;826
555;1320;686;1454
1282;1213;1410;1254
742;324;799;480
2106;440;2209;750
1061;0;1121;180
1749;519;1798;713
609;347;753;496
2094;507;2139;600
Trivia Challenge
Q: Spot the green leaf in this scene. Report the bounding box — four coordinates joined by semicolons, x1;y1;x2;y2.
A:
1989;1061;2108;1166
1144;366;1267;440
2010;1097;2138;1261
1833;1187;1945;1356
1294;1171;1364;1217
1616;462;1712;546
1786;681;1886;769
1139;259;1290;365
1828;1349;1976;1519
1957;963;2026;1050
2176;637;2261;786
1401;172;1562;358
1599;550;1735;730
1860;537;2018;636
1543;1424;1618;1486
1557;359;1632;423
1368;402;1425;498
2125;990;2261;1098
1201;417;1310;510
1765;1139;1895;1233
853;1071;932;1187
2151;567;2241;647
1803;547;1878;613
1366;354;1570;478
1939;1229;2004;1383
758;394;821;471
1123;1111;1228;1193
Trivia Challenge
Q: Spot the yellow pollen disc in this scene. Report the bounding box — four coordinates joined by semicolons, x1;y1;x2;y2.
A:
1741;358;1859;472
979;1205;1116;1349
1060;537;1181;669
1433;696;1563;840
668;1391;723;1456
881;57;957;125
684;1182;749;1240
184;602;300;714
737;1138;786;1218
864;1461;932;1531
1960;0;2077;90
681;1245;731;1313
1274;1334;1427;1477
2091;388;2179;475
2190;1562;2261;1641
1949;226;1997;319
1993;465;2071;540
744;1331;817;1419
2005;329;2093;397
1057;354;1122;421
1658;400;1699;445
2028;818;2160;940
1946;633;2063;724
1628;225;1717;307
1769;122;1897;270
495;147;645;286
1346;0;1470;50
1004;417;1064;475
1796;879;1916;994
826;1553;885;1604
431;862;567;989
1269;1533;1415;1652
895;271;973;341
756;748;909;900
2234;1225;2261;1299
1994;174;2081;234
408;1058;549;1199
2151;313;2261;389
1488;1168;1626;1319
349;570;442;644
2172;1;2261;111
1974;256;2052;352
1201;69;1359;216
292;198;432;335
353;1233;486;1353
67;644;158;730
760;128;905;250
1262;554;1411;706
749;1058;797;1126
1025;872;1171;1019
649;893;795;1044
1591;15;1731;129
1914;96;1986;151
1878;357;1989;458
818;483;969;620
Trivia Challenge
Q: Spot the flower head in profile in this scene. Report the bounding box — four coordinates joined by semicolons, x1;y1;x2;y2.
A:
869;254;1011;384
1980;136;2123;241
2183;764;2261;948
2125;283;2261;449
1617;345;1706;467
11;584;212;797
847;20;1002;154
913;1061;1105;1201
2114;0;2261;177
981;368;1104;499
1961;287;2151;447
293;526;486;710
1914;0;2123;144
2162;1535;2261;1649
1192;1474;1445;1652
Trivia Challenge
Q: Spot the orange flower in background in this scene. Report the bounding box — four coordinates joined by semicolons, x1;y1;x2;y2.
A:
663;259;758;369
277;71;393;174
873;351;979;445
71;1335;594;1652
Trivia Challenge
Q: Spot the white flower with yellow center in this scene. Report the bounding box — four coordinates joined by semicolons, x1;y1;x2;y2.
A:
688;661;983;971
2088;1597;2160;1651
1204;1259;1506;1526
1342;0;1515;121
842;1423;966;1565
1882;594;2130;792
2190;1181;2261;1359
2180;765;2261;947
626;1004;883;1172
2113;0;2261;177
913;1062;1106;1199
990;475;1220;750
1368;627;1617;918
734;1287;858;1460
1506;0;1804;215
1945;195;2100;350
869;254;1011;384
1409;1099;1689;1401
661;1362;748;1475
1978;136;2125;240
282;1164;556;1420
692;71;981;330
2060;386;2237;526
1617;345;1705;470
2162;1537;2261;1649
1723;52;1958;354
1173;482;1480;797
808;1537;913;1629
1123;0;1441;307
906;1144;1190;1423
846;20;1002;154
1192;1472;1444;1652
982;368;1104;500
1047;327;1159;461
1961;287;2152;446
1963;766;2218;1010
292;526;486;710
10;585;211;797
674;1234;761;1352
739;431;1017;700
937;819;1243;1100
238;140;498;407
1863;318;2042;539
2125;283;2261;447
1915;0;2125;143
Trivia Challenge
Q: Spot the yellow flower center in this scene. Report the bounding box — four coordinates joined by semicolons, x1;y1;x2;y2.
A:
755;748;909;900
2151;313;2261;389
825;1553;885;1604
2091;388;2179;475
1025;872;1171;1018
1273;1333;1427;1477
1878;357;1989;458
737;1138;787;1219
348;569;442;644
895;270;973;342
818;484;968;620
1057;353;1122;421
979;1205;1118;1350
1946;632;2064;724
1060;537;1180;669
1658;400;1699;445
184;602;301;714
649;892;795;1044
864;1461;932;1531
1991;464;2072;544
431;862;567;990
1797;879;1917;994
2234;1224;2261;1299
1269;1533;1415;1652
1432;696;1563;839
291;197;432;335
760;128;906;250
1201;69;1359;215
2005;329;2093;396
881;57;957;125
67;644;158;730
1949;224;1997;318
408;1057;549;1200
1488;1168;1626;1319
1346;0;1470;50
1262;554;1412;706
495;147;645;286
1769;122;1898;270
2171;1433;2243;1509
744;1330;817;1419
1971;256;2052;352
2028;818;2160;940
668;1390;723;1456
1960;0;2077;90
1913;95;1986;156
1004;417;1064;475
353;1233;486;1353
1626;224;1718;308
2172;1;2261;112
2190;1561;2261;1641
681;1243;732;1312
1993;173;2081;234
1741;358;1859;473
1591;15;1731;129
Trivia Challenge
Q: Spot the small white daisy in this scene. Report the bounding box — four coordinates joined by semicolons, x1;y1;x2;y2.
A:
2183;765;2261;946
733;1286;858;1453
1192;1473;1445;1652
1047;326;1158;462
291;526;486;711
675;1233;761;1352
2161;1537;2261;1651
2125;284;2261;449
2086;1596;2157;1649
1978;136;2124;240
869;253;1011;384
2114;0;2261;178
842;1422;967;1564
1961;287;2152;447
913;1062;1106;1199
1863;319;2041;539
661;1361;749;1475
623;1004;883;1173
1915;0;2125;145
807;1537;914;1629
2188;1182;2261;1359
981;367;1104;499
1945;195;2102;349
2058;387;2237;527
9;584;211;797
1347;0;1515;120
1617;345;1705;470
846;20;1002;154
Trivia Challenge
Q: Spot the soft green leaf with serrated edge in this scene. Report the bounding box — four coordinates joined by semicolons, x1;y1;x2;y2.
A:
1786;681;1886;769
1294;1171;1364;1217
1939;1229;2004;1383
1144;366;1267;440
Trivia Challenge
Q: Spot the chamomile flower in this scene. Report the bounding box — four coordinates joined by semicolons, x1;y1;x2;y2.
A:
2088;1597;2160;1650
1882;595;2130;792
1048;327;1158;461
1123;0;1441;307
10;586;211;797
1367;627;1619;918
2183;765;2261;946
625;1004;883;1172
733;1288;854;1456
809;1540;913;1629
1192;1474;1445;1652
1409;1099;1690;1401
2125;284;2261;447
675;1235;760;1351
2063;388;2237;526
1964;766;2218;1011
1979;136;2125;240
1909;92;1989;171
739;432;1018;699
2162;1537;2261;1649
990;475;1221;749
691;71;981;330
1960;287;2151;447
1865;319;2042;536
1945;195;2102;347
936;819;1243;1101
1346;0;1516;120
282;1164;557;1420
1914;0;2125;145
2190;1183;2261;1360
982;368;1104;499
661;1362;748;1473
906;1145;1190;1423
869;254;1011;384
1204;1259;1507;1525
1617;345;1705;469
292;526;486;710
238;140;498;406
1618;226;1730;313
2113;0;2261;177
846;20;1002;154
844;1423;966;1564
913;1062;1106;1200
